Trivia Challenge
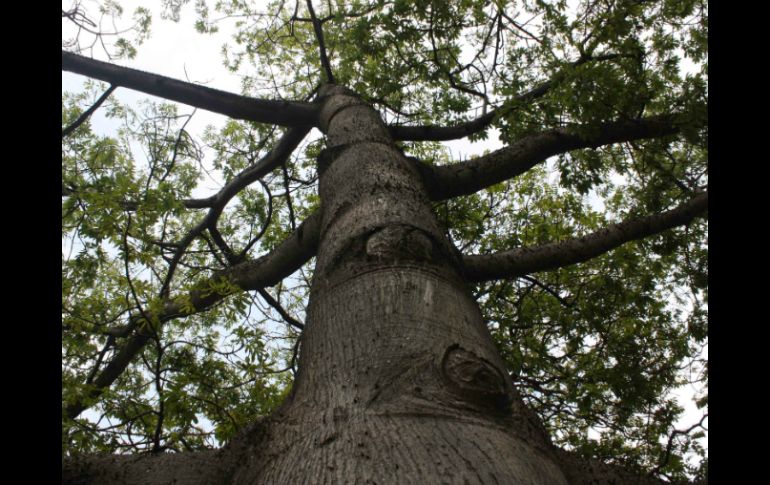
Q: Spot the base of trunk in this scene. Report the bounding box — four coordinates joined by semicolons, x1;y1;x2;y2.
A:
228;406;568;484
63;405;686;485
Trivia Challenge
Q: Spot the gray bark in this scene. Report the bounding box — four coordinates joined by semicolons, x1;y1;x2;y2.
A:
226;85;568;484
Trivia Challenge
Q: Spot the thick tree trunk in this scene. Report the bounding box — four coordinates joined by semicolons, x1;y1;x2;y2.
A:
64;87;569;483
225;86;568;484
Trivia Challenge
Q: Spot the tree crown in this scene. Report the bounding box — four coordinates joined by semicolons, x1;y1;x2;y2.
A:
62;0;707;481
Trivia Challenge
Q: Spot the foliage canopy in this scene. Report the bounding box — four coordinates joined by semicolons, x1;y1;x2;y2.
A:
62;0;707;481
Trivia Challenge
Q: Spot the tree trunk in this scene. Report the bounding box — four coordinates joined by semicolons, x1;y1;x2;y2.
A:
64;87;569;484
226;86;568;484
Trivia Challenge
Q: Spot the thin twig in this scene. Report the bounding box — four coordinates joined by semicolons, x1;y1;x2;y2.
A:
305;0;335;83
257;288;305;330
62;85;117;138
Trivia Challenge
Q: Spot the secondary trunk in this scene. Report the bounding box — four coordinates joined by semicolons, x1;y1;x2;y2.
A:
63;86;569;484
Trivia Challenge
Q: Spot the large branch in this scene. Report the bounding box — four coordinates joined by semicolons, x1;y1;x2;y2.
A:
64;210;322;420
62;51;320;127
463;192;707;282
63;451;224;485
423;115;681;200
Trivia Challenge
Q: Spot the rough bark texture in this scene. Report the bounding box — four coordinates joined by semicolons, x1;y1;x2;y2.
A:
226;86;569;484
62;87;678;484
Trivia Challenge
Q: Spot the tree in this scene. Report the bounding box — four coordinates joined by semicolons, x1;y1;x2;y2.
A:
62;0;708;483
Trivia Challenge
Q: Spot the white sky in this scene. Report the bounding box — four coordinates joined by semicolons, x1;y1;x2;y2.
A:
63;0;706;463
61;0;499;158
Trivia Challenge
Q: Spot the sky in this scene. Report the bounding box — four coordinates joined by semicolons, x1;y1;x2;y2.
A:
61;0;500;161
63;0;706;461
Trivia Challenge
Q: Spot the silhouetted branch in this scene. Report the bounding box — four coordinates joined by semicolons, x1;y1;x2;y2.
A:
421;115;681;200
652;413;708;476
463;192;708;282
388;53;626;142
62;51;320;127
305;0;335;84
239;181;274;260
159;126;311;298
257;288;305;330
62;84;116;138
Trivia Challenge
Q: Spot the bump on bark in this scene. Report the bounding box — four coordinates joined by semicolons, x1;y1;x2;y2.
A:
365;225;435;262
317;143;352;177
440;344;513;413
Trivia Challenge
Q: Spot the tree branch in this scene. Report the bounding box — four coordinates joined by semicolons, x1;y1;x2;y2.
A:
426;6;488;104
62;51;320;127
554;447;703;485
305;0;335;84
519;275;574;308
62;182;216;210
422;115;681;200
390;109;498;142
63;451;225;485
62;84;116;138
239;181;274;260
207;223;239;265
463;192;707;282
123;196;215;211
508;392;705;485
64;210;322;420
388;53;626;142
159;126;311;298
257;288;305;330
652;413;708;476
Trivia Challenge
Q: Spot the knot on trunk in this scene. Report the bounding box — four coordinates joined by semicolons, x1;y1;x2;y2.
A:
441;344;511;411
366;225;434;262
